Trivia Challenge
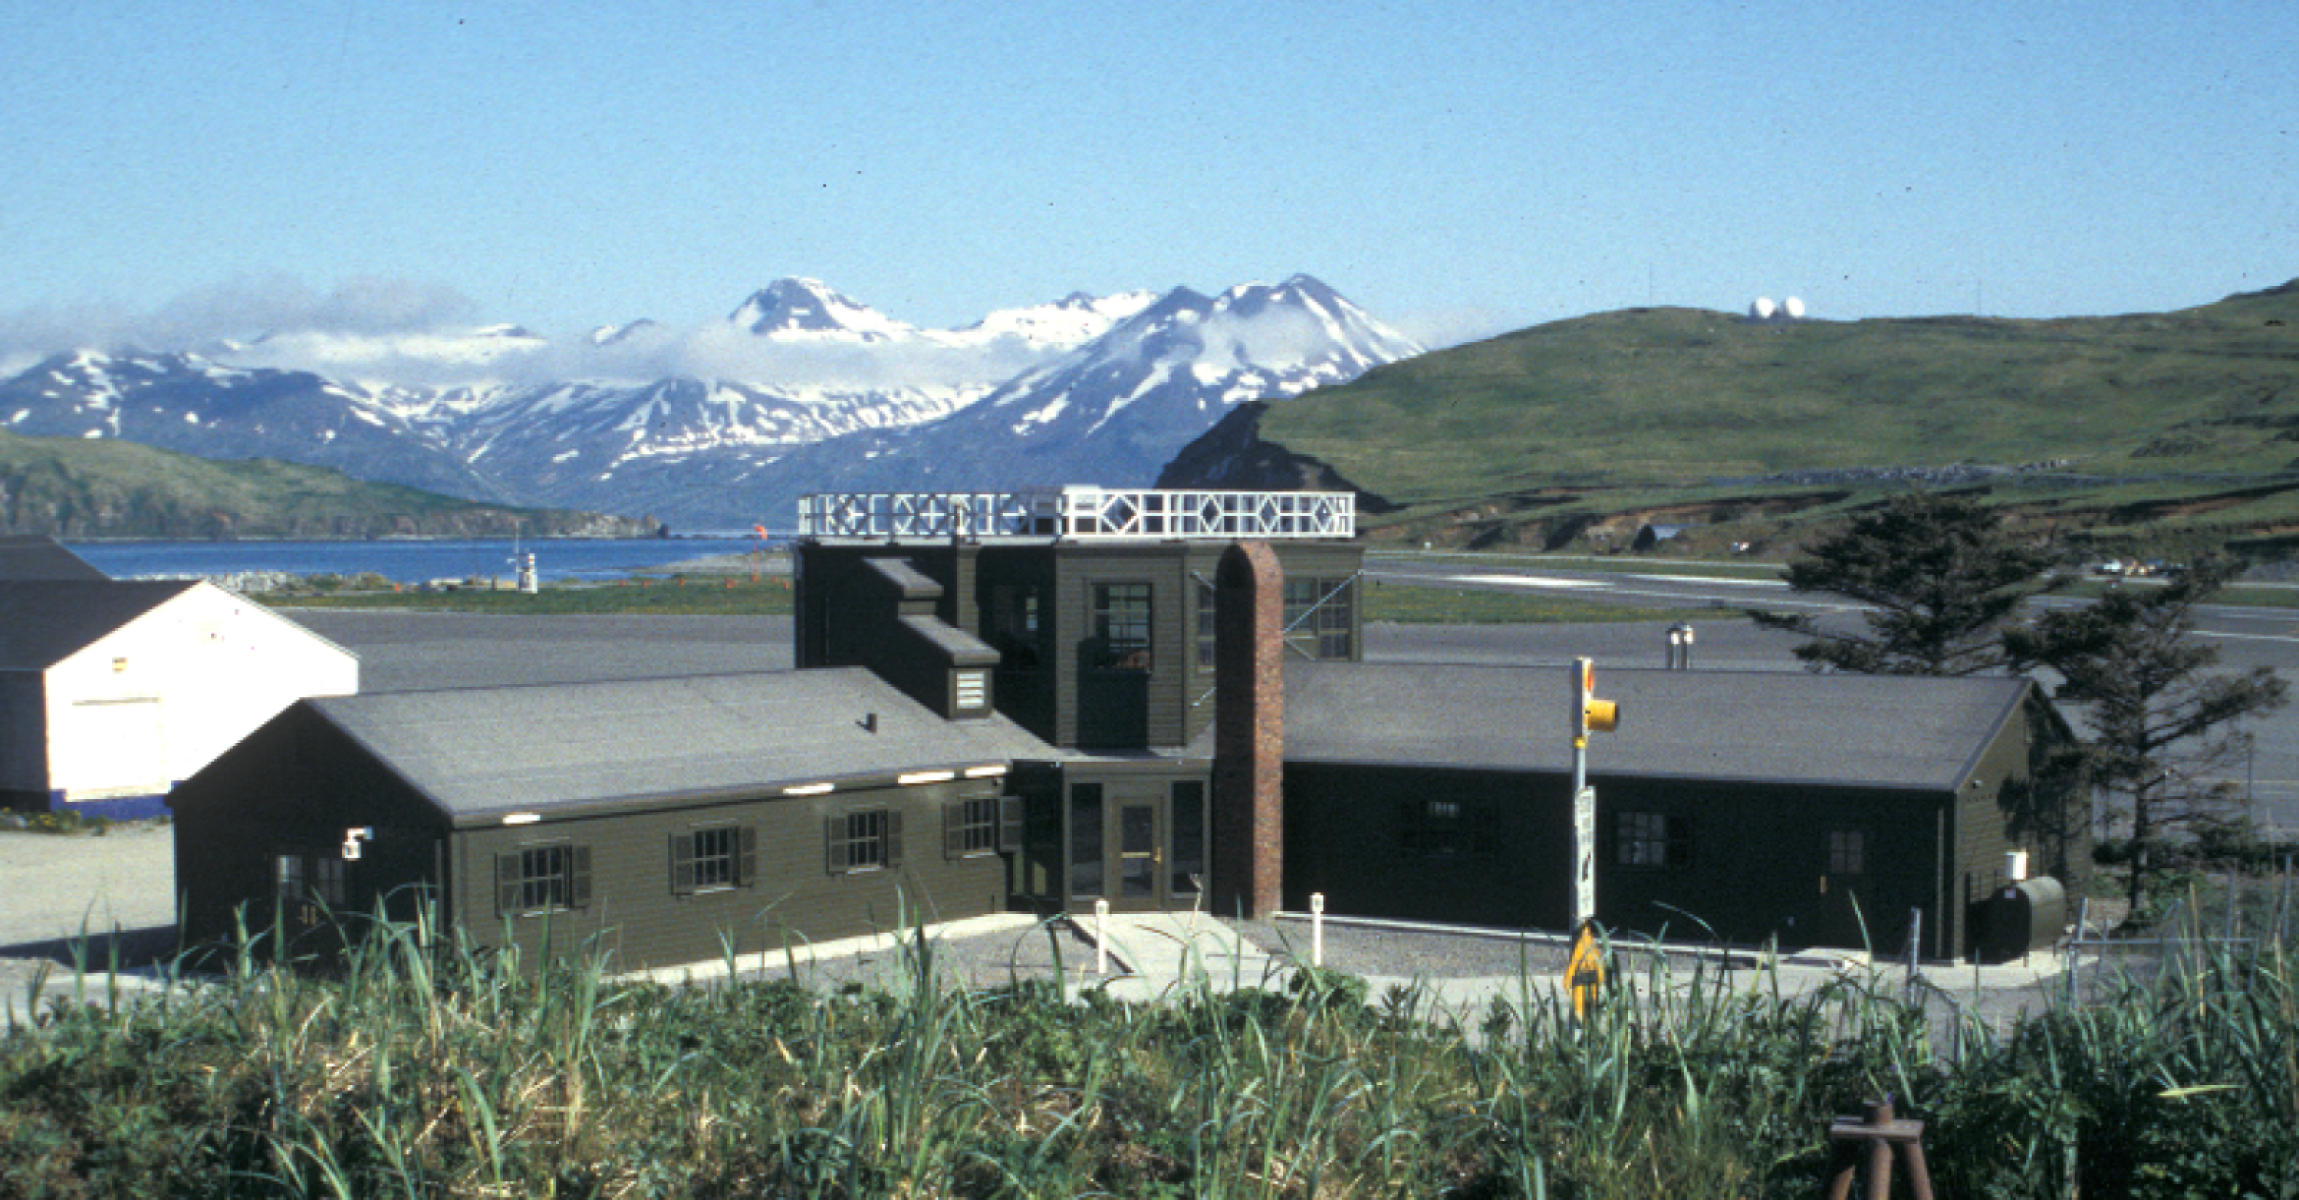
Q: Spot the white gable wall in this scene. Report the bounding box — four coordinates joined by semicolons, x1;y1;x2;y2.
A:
42;584;358;803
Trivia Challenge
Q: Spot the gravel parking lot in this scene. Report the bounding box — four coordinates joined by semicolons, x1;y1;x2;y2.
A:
0;823;178;1022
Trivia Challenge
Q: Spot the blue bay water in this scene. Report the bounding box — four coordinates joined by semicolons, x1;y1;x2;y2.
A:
66;537;770;584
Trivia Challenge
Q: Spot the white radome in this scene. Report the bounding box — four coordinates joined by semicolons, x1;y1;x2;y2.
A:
1783;296;1806;319
1749;297;1778;320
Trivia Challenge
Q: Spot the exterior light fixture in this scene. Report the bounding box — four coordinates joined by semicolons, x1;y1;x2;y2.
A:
963;764;1008;779
502;813;541;826
783;782;835;797
898;770;957;786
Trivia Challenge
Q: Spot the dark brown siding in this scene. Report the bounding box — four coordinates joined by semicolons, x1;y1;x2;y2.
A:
169;707;449;962
453;776;1011;970
1284;763;1955;955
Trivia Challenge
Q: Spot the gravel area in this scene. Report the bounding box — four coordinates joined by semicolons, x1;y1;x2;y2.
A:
0;823;179;1025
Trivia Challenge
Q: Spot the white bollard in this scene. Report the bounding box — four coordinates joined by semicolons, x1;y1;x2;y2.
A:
1311;892;1325;968
1095;898;1110;975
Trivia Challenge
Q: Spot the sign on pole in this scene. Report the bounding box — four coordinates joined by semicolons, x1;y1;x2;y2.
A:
1572;785;1596;927
1565;917;1605;1022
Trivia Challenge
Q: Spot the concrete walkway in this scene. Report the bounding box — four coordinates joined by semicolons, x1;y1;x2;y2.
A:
1061;908;2083;1032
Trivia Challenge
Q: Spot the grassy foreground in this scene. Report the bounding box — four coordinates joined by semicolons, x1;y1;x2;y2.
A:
5;905;2295;1198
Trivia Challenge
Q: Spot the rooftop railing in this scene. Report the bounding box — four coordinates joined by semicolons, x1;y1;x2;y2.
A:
797;486;1355;541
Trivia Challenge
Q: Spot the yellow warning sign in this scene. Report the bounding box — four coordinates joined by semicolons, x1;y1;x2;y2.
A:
1565;918;1605;1021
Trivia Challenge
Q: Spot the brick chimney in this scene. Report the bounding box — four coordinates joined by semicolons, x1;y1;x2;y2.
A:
1212;540;1283;918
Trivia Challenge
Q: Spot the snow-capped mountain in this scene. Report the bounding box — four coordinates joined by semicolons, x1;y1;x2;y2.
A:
0;276;1418;527
729;278;918;341
701;275;1423;518
0;350;509;500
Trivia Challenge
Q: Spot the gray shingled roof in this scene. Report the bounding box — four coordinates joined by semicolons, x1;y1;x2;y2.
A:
0;537;109;582
1285;663;2030;792
0;580;200;670
309;669;1058;822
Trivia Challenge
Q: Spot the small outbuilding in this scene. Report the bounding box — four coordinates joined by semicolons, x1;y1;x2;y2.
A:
1;580;358;817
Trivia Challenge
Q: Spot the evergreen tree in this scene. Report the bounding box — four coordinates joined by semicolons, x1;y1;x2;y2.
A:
2004;560;2288;922
1750;492;2060;675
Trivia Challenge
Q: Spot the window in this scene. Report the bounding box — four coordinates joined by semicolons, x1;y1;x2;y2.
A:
1092;583;1153;670
1828;830;1865;876
1403;797;1484;859
826;808;902;874
1171;781;1205;895
991;585;1043;669
1615;812;1691;869
1069;783;1103;899
672;824;755;895
945;795;1001;857
275;851;346;905
497;844;591;915
1283;577;1356;659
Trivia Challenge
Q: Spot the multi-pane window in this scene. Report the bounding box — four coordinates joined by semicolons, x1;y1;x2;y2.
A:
1402;798;1483;859
1069;783;1104;899
1171;781;1205;896
945;796;1001;857
1616;812;1691;870
827;808;902;874
275;852;346;905
672;824;755;894
1093;583;1153;670
1283;577;1356;659
991;584;1043;669
1828;830;1866;876
497;844;590;915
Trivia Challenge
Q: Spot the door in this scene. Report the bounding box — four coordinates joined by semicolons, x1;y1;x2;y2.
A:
1066;782;1195;913
1815;828;1872;949
1113;801;1163;909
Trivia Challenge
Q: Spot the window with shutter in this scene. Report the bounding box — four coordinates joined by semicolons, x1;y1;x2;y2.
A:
944;797;1001;858
501;844;588;914
829;809;896;873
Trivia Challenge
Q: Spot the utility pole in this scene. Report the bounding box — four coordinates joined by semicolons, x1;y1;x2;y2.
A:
1570;657;1619;928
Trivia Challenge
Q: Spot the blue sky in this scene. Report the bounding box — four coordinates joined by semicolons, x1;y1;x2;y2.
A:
4;1;2293;358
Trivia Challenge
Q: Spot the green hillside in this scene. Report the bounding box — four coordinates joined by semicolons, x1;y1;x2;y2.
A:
0;430;660;539
1247;280;2299;558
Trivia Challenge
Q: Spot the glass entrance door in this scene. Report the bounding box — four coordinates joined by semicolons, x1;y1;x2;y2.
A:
1065;779;1208;914
1117;802;1161;905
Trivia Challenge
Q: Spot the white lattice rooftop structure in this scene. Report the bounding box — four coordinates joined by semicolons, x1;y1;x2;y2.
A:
797;486;1356;541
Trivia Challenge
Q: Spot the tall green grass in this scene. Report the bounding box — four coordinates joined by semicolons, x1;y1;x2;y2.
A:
4;903;2295;1197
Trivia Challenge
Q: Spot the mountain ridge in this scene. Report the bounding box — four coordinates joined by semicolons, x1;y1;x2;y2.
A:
0;275;1418;528
1158;279;2299;558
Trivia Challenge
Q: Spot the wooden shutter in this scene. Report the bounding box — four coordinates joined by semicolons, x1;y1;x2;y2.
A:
944;801;965;859
496;853;522;915
736;825;758;887
826;815;850;875
999;796;1024;854
671;832;696;895
885;811;903;868
1667;816;1693;869
569;845;592;908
